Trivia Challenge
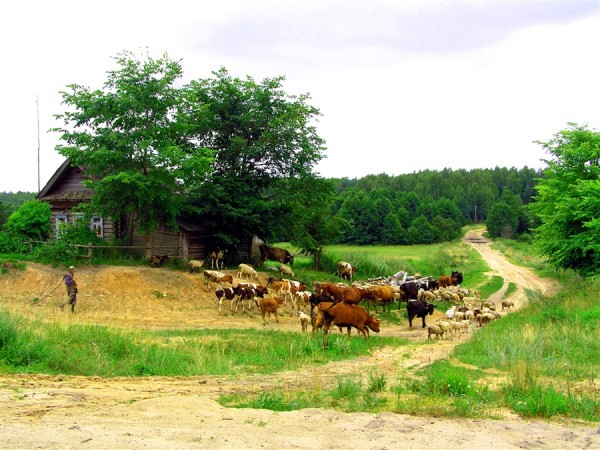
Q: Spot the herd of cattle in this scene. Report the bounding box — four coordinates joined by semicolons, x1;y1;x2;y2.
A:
153;245;509;342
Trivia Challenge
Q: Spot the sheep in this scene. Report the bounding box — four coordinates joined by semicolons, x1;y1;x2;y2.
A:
278;263;295;278
445;305;456;319
449;320;464;338
464;310;475;321
237;263;258;280
454;311;466;321
420;290;437;302
427;324;443;340
482;300;496;311
477;312;496;327
502;300;515;311
187;259;205;273
460;319;472;333
297;311;311;332
436;319;452;340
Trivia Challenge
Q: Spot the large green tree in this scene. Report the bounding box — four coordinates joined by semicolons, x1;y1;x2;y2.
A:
182;68;326;246
53;51;213;243
530;123;600;277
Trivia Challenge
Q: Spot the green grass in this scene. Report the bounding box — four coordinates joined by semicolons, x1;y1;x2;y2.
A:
275;239;492;295
0;313;408;376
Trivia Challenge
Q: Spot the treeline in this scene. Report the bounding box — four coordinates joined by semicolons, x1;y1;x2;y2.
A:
0;192;36;229
1;165;539;246
323;166;539;245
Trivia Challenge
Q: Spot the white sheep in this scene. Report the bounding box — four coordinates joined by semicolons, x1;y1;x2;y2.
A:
187;259;205;273
445;305;456;319
436;319;452;340
278;263;295;278
453;311;465;321
237;263;258;280
460;319;471;333
477;312;496;327
449;320;464;338
297;311;311;332
427;324;443;340
421;290;437;302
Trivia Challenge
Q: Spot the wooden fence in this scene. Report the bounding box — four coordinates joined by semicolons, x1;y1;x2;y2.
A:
28;240;181;263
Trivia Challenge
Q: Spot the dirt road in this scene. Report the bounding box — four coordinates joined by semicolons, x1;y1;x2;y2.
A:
0;230;596;449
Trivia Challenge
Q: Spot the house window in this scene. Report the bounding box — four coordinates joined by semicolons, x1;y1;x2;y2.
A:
55;214;68;238
72;213;84;225
91;215;104;238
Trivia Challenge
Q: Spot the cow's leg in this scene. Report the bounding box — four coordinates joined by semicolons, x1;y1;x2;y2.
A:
421;316;427;328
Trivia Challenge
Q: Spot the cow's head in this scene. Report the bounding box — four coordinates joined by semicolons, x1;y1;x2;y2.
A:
427;303;436;315
367;316;381;333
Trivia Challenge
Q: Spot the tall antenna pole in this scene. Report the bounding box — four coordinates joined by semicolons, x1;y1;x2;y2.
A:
36;95;41;193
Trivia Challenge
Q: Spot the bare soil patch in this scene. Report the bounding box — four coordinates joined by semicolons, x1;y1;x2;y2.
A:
0;231;596;449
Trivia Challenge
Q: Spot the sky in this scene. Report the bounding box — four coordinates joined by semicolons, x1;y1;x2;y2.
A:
1;0;599;193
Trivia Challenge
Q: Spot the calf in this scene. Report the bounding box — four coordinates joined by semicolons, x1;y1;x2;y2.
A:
214;287;236;313
259;297;284;324
210;248;226;270
202;270;233;291
337;261;356;281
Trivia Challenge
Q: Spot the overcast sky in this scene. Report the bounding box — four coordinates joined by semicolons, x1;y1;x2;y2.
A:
1;0;598;193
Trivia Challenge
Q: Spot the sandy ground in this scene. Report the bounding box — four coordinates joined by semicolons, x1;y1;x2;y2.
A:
0;229;597;449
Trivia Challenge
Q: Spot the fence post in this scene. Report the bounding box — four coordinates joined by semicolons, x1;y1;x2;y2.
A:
29;239;33;252
87;242;92;262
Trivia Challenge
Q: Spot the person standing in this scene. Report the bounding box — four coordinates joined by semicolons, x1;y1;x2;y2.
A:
63;266;78;313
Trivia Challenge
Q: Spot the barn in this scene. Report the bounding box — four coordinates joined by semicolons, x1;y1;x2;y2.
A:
37;159;262;263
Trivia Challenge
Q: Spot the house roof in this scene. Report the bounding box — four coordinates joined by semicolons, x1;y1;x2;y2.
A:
37;158;94;201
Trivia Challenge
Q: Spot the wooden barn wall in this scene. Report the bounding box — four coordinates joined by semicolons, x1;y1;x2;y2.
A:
131;224;181;257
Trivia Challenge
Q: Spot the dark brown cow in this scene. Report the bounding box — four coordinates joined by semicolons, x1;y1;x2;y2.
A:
314;302;380;340
259;244;294;267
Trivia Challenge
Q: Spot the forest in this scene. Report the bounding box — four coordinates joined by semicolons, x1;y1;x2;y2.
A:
0;165;537;246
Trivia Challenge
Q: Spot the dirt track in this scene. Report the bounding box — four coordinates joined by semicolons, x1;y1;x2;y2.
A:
0;230;597;449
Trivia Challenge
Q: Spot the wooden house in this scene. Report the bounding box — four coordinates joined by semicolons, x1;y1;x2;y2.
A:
37;159;262;263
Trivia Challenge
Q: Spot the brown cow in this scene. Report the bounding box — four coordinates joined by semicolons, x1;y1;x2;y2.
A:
259;297;285;324
361;285;395;313
320;284;366;306
438;275;453;288
314;302;380;340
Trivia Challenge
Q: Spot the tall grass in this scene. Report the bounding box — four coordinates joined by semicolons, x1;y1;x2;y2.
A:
277;240;489;288
0;313;407;376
